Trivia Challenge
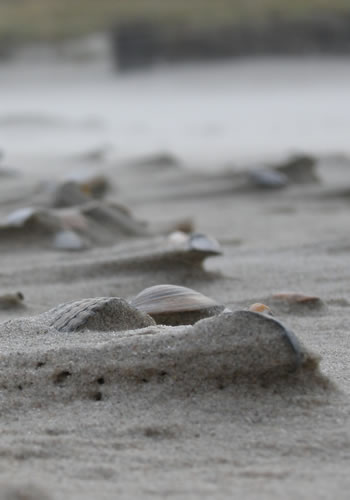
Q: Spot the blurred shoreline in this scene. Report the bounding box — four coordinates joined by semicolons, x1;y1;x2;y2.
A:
1;53;350;168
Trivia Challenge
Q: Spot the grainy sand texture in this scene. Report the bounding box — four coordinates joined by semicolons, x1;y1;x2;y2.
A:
0;58;350;500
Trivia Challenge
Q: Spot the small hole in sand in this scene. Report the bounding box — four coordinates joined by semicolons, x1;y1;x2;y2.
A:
93;392;102;401
36;361;46;369
17;385;23;390
141;378;149;383
97;377;105;385
159;371;168;377
53;370;72;385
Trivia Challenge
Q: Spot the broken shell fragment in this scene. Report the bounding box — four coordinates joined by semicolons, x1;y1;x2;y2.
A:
0;291;24;309
130;284;225;326
46;297;155;333
249;303;273;315
272;292;321;304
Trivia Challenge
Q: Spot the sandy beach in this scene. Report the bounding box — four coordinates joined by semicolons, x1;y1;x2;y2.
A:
0;57;350;499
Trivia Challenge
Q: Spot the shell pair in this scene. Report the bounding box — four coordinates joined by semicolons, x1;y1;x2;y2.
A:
48;286;224;332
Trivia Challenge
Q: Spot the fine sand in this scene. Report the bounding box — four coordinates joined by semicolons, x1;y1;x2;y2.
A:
0;59;350;500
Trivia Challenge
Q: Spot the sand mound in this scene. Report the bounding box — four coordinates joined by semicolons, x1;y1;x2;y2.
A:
0;309;325;410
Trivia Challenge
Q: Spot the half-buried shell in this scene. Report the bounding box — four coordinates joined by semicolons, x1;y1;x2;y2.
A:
47;297;155;333
130;284;225;326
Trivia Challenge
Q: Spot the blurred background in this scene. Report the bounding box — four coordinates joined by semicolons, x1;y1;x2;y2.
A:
1;0;350;167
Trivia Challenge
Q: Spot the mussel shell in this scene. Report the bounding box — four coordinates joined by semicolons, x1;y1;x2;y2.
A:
130;284;224;326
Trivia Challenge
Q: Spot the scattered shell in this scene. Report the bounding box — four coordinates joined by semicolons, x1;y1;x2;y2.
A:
130;284;225;326
248;169;288;189
168;232;222;258
274;154;319;184
3;207;60;231
53;230;86;251
47;297;155;332
168;230;188;245
0;292;24;309
188;233;222;256
249;303;273;315
271;292;323;311
81;202;150;237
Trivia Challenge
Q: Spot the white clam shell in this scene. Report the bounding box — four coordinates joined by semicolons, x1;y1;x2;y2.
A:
130;284;221;315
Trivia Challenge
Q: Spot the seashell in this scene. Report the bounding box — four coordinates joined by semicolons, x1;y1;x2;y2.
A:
53;230;86;251
81;202;150;237
5;207;40;227
249;303;273;315
188;233;222;256
271;292;323;311
248;169;288;189
193;310;307;374
168;230;189;245
274;154;319;184
0;291;24;309
130;284;225;326
46;297;155;333
3;207;60;231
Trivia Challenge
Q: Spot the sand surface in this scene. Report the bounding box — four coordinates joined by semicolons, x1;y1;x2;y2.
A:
0;58;350;499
